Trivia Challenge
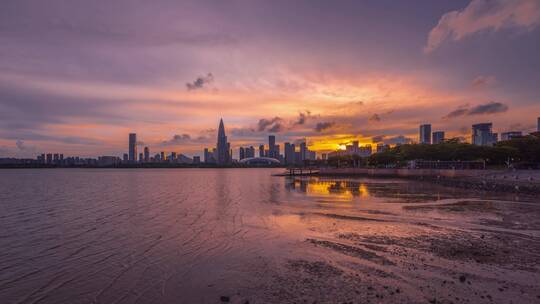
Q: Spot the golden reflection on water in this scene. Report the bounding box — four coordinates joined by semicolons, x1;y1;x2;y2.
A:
291;177;370;201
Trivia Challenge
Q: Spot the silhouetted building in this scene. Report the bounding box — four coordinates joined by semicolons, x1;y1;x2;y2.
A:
239;147;245;160
501;131;522;141
472;123;496;146
432;131;445;144
299;142;307;162
139;153;143;162
193;156;201;164
216;119;230;165
268;135;276;158
144;146;149;162
171;152;177;161
123;153;128;162
160;151;165;161
128;133;137;161
259;145;265;157
284;142;295;165
245;146;255;158
419;124;431;144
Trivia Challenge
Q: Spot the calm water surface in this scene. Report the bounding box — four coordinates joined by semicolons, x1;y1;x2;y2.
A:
1;169;539;304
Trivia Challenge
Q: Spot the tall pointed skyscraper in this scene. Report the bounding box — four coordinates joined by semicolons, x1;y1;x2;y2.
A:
216;118;230;165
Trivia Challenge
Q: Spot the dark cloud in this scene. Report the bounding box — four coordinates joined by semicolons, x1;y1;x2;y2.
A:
468;102;508;115
369;114;381;122
443;102;509;119
161;133;210;146
314;122;335;132
257;117;284;132
444;107;469;119
371;135;385;143
186;73;214;91
294;111;312;125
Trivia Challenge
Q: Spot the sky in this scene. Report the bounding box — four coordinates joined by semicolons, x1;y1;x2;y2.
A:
1;0;540;158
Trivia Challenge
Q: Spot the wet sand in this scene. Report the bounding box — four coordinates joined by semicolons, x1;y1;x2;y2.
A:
0;169;539;303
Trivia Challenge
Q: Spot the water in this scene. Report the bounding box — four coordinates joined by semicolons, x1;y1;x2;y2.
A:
1;169;539;303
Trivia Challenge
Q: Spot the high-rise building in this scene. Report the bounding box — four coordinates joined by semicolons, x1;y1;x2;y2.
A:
144;147;150;162
501;131;523;141
432;131;445;144
239;147;245;160
216;119;230;165
419;124;431;144
128;133;137;162
193;156;201;164
245;146;255;158
259;145;265;157
46;153;52;164
139;153;143;162
284;142;295;165
268;135;276;158
299;142;307;162
472;123;496;146
160;151;165;161
171;152;177;161
123;153;128;162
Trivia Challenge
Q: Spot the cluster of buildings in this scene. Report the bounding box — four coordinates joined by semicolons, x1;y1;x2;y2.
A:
203;119;316;165
419;117;540;146
126;133;199;164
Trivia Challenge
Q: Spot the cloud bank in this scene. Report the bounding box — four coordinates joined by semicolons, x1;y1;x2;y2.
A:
425;0;540;53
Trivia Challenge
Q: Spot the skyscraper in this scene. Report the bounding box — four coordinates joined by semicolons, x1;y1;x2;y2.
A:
216;118;230;165
284;142;294;165
299;142;307;162
268;135;276;158
419;124;431;144
128;133;137;162
259;145;265;157
239;147;245;160
144;146;150;162
432;131;445;144
472;123;496;146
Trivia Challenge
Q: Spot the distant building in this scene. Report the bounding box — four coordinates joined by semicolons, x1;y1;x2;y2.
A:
216;119;231;165
259;145;265;157
268;135;276;158
299;142;307;162
500;131;523;141
419;124;431;144
472;123;496;146
160;151;165;161
246;146;255;158
239;147;245;160
432;131;445;144
123;153;128;162
139;153;143;162
284;142;295;165
171;152;177;161
193;156;201;164
376;144;389;153
144;147;150;162
98;156;120;166
128;133;137;162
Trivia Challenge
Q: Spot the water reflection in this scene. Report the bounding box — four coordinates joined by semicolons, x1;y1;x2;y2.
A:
284;176;528;203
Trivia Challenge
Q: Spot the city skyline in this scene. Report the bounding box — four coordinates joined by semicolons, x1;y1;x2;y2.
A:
1;1;540;158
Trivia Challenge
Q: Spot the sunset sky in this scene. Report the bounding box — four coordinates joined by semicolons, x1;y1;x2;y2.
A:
1;0;540;158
